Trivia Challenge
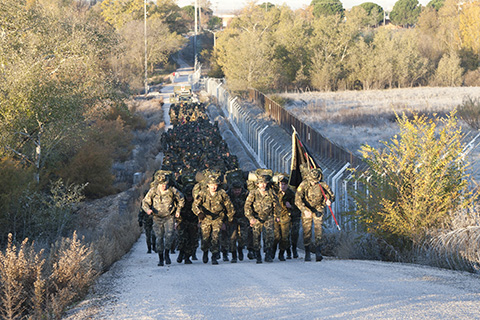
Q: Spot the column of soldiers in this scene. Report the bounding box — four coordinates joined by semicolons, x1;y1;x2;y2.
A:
141;101;335;266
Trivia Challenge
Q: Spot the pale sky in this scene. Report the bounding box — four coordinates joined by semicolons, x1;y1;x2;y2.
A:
176;0;431;13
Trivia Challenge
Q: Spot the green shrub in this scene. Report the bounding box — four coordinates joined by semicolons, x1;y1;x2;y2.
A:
352;111;473;250
457;96;480;130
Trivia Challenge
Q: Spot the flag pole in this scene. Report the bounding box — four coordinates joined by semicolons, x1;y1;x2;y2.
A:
295;132;341;231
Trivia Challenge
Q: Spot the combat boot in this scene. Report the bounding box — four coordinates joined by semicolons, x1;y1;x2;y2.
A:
304;246;311;261
222;250;229;262
202;250;209;264
231;250;237;263
315;246;323;262
177;250;184;263
255;250;262;264
184;255;192;264
247;249;255;260
191;250;198;260
265;249;273;263
212;254;219;265
147;247;152;254
165;249;171;265
158;252;164;266
286;248;292;259
278;250;286;261
238;247;244;261
292;246;298;259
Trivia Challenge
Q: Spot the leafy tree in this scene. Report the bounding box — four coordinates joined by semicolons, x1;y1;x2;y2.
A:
353;111;473;248
214;3;281;91
207;15;222;30
358;2;384;26
390;0;421;27
459;1;480;56
311;0;344;18
271;6;312;89
1;0;122;183
309;10;365;90
115;18;185;90
427;0;445;10
435;0;462;52
432;50;463;86
393;29;431;87
100;0;144;30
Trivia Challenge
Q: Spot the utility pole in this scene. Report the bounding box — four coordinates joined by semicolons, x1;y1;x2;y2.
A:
194;0;198;72
144;0;148;95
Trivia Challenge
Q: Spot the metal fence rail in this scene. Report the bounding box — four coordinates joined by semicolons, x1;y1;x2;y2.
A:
248;88;365;169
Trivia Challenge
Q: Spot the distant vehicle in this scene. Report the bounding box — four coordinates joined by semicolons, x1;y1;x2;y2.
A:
169;85;197;103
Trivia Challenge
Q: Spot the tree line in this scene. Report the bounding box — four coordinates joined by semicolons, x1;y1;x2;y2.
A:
207;0;479;92
0;0;191;248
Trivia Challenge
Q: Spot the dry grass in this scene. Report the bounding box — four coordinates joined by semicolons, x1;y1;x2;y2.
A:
0;232;99;319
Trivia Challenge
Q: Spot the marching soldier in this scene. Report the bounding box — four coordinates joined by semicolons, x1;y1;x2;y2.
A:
295;168;334;262
142;173;185;267
244;175;280;264
274;175;300;261
227;180;249;263
193;176;235;265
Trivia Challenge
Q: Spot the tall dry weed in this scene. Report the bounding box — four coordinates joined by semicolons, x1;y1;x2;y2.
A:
46;231;99;318
419;226;480;273
0;234;45;320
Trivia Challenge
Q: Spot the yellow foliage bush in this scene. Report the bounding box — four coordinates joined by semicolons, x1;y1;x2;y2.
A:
352;111;474;249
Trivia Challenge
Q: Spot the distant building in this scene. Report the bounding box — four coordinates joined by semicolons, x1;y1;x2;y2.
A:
217;14;235;28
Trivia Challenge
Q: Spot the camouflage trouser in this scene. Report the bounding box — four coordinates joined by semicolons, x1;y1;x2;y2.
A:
290;218;301;250
228;218;249;252
274;218;291;251
177;220;198;257
144;223;157;251
200;217;223;254
302;212;324;249
251;217;274;252
220;222;229;253
152;215;175;252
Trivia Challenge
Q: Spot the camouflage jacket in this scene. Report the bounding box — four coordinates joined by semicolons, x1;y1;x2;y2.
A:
192;189;235;222
228;188;248;221
295;179;334;215
278;188;301;222
244;188;279;222
142;185;185;218
178;198;197;224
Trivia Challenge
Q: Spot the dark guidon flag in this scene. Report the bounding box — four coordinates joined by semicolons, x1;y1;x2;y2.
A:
288;128;319;189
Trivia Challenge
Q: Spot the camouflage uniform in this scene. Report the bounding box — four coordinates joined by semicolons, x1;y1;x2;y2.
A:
193;176;235;265
227;180;249;263
142;174;185;266
244;175;279;263
138;207;156;254
176;185;198;264
274;176;300;261
295;168;334;262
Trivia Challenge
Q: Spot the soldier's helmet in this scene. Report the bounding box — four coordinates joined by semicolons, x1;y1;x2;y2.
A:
156;174;168;184
256;174;270;184
232;180;243;189
308;168;323;182
207;176;221;185
279;175;289;184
